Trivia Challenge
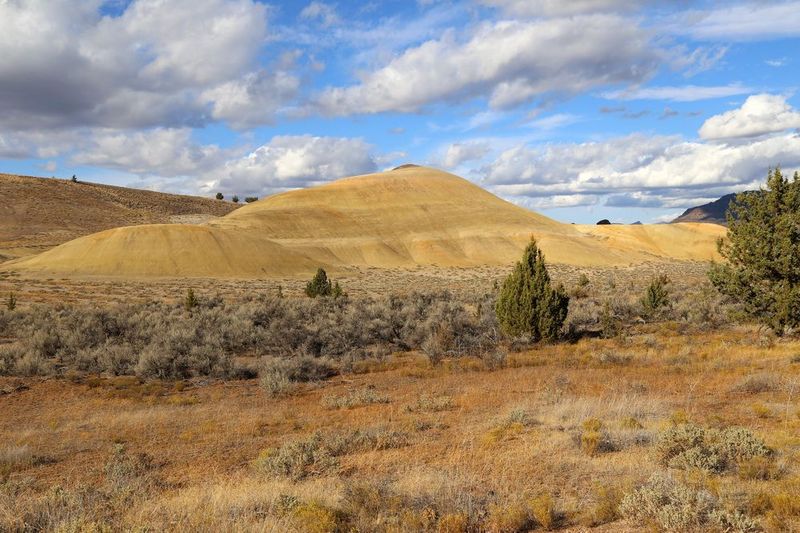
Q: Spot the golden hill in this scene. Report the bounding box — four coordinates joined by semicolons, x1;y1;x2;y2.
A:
0;173;238;261
3;166;725;278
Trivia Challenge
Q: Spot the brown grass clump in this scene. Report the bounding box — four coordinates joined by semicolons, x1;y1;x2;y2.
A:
254;428;409;480
530;492;557;530
732;372;783;394
578;418;614;456
485;500;533;532
406;394;455;413
582;484;624;526
322;386;390;409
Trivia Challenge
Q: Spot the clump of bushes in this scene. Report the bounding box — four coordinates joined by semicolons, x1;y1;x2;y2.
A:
254;433;338;480
0;290;498;379
260;356;338;397
732;372;783;394
656;424;772;474
620;473;759;532
254;427;409;480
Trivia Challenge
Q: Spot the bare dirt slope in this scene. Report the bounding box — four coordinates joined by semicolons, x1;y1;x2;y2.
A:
0;173;238;261
4;166;726;278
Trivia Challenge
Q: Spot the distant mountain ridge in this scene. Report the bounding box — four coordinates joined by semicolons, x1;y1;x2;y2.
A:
671;192;757;225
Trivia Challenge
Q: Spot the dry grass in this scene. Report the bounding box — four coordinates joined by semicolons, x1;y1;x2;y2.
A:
1;263;798;531
1;322;799;531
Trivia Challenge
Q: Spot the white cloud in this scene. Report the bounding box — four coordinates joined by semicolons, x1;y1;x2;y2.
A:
699;94;800;141
215;135;378;195
480;134;679;187
604;84;751;102
525;113;580;130
72;128;228;177
441;142;491;168
317;16;659;115
669;45;728;77
200;69;300;129
481;0;645;16
299;2;340;27
0;129;86;159
477;132;800;208
519;194;599;210
675;1;800;41
0;0;291;130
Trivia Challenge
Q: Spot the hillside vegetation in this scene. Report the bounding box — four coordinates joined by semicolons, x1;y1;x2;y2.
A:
0;173;238;261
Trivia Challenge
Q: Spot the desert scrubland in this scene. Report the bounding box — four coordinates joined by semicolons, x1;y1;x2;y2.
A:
1;261;799;532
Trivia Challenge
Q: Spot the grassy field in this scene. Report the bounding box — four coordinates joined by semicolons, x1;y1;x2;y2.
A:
1;263;799;531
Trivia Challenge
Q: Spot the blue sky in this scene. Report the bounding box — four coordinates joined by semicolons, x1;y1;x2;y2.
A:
1;0;800;223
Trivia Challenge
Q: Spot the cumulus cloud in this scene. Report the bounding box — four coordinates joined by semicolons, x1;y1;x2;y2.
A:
477;132;800;208
480;134;679;187
0;129;87;159
200;69;300;129
0;0;293;130
72;128;229;177
518;194;599;210
215;135;378;195
441;142;491;168
317;16;659;115
699;94;800;141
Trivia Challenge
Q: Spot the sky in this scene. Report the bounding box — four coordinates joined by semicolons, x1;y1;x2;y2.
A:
1;0;800;223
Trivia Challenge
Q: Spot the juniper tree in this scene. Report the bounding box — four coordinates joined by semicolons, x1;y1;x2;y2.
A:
6;292;16;311
641;274;670;318
709;167;800;334
184;288;198;311
495;237;569;341
305;268;332;298
332;281;344;299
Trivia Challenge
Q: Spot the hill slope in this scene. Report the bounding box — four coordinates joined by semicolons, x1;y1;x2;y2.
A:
0;173;238;260
672;193;737;225
4;166;725;278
